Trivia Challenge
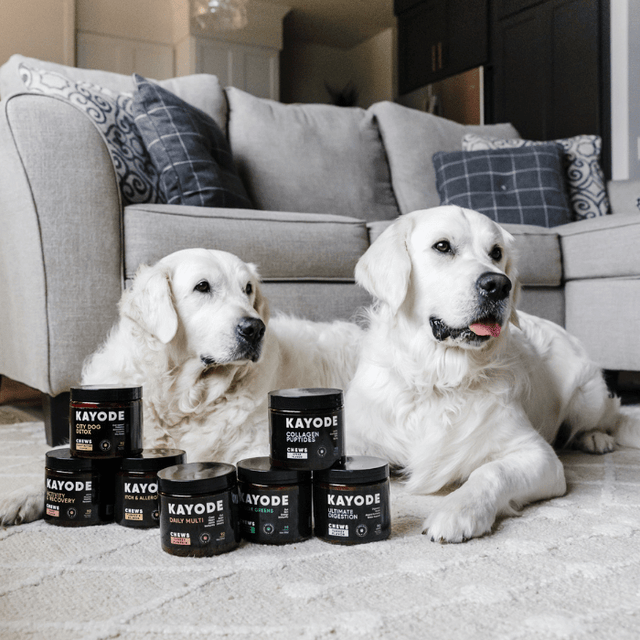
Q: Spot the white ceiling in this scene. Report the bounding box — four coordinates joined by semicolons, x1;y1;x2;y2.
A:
258;0;396;49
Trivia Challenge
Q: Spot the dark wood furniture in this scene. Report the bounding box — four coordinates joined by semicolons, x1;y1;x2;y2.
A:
394;0;611;175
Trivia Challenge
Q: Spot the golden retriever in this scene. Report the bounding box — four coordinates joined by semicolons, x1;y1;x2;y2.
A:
0;248;362;524
346;206;640;543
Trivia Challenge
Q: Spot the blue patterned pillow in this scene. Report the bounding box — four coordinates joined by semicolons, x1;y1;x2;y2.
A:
433;144;573;227
131;74;252;209
463;133;609;220
19;64;161;207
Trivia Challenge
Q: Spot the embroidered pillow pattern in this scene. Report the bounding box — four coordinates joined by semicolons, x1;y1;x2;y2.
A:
19;63;161;207
463;133;609;220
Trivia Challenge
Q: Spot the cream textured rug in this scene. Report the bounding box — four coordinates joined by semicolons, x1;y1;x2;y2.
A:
1;414;640;640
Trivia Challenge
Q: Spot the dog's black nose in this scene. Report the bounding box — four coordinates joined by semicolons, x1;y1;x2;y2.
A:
476;272;512;301
236;317;266;345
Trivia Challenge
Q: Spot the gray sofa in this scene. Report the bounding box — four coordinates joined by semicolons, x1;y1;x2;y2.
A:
1;55;640;444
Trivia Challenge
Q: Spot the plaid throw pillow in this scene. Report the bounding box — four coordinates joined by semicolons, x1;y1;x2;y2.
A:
131;75;252;209
433;144;573;227
463;133;609;220
19;64;162;207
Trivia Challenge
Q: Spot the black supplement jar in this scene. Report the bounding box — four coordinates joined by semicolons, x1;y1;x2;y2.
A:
69;385;143;458
158;462;240;557
269;388;344;470
237;456;312;545
115;449;186;528
313;456;391;545
44;448;118;526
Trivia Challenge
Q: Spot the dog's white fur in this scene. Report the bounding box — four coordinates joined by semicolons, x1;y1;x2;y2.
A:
1;248;362;525
346;206;640;543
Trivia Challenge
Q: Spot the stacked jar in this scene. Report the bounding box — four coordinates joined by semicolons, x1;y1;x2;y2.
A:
44;385;186;530
236;388;391;546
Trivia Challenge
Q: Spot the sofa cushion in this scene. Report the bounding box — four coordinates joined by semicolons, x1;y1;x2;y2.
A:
1;55;228;130
131;75;252;209
19;63;162;207
226;88;399;222
463;133;609;220
500;223;563;287
557;212;640;280
123;204;370;282
369;101;520;214
433;145;573;227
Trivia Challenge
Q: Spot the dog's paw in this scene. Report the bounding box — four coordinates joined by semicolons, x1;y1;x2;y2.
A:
0;485;45;526
422;495;496;543
573;429;616;455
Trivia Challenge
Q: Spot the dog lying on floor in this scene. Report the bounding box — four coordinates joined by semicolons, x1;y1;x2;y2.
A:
0;248;363;525
345;206;640;543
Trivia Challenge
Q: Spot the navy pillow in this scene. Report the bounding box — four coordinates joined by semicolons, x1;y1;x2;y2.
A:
433;144;572;227
131;74;252;209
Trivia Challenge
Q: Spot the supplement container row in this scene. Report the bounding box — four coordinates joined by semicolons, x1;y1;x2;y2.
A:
44;385;392;557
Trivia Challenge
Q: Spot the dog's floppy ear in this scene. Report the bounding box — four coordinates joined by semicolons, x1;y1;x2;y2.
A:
247;262;270;324
120;263;179;344
501;228;521;329
356;216;414;313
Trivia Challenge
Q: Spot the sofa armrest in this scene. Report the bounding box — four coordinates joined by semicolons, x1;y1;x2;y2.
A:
607;179;640;215
555;212;640;282
0;94;123;395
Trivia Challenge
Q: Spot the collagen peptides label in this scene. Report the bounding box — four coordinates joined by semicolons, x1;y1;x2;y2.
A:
270;408;344;470
160;491;239;556
238;484;311;544
314;481;391;544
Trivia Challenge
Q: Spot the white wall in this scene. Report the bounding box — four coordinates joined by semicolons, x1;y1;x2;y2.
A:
281;27;395;107
0;0;75;69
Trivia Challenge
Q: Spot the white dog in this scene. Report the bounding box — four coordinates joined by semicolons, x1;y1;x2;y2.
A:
346;206;640;543
1;248;362;525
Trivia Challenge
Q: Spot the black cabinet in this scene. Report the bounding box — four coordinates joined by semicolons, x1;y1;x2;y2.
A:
395;0;488;94
489;0;610;172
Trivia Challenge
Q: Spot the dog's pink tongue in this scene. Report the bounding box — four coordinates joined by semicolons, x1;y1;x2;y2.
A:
469;322;501;337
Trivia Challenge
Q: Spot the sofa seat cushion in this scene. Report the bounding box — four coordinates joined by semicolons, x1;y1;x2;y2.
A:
368;217;562;287
557;212;640;280
226;88;399;222
123;204;370;282
433;144;573;228
131;75;251;209
369;101;520;214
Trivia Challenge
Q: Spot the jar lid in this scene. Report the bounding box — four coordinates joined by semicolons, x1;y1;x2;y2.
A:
314;456;389;484
45;448;120;471
268;388;343;411
70;385;142;402
157;462;236;495
237;456;311;485
120;449;186;471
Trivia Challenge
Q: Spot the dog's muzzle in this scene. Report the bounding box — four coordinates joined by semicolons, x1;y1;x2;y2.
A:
235;316;266;362
430;272;512;345
200;317;266;367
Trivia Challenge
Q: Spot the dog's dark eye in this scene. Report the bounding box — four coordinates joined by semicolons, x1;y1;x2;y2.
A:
434;240;452;254
490;246;503;262
194;280;210;293
245;282;253;296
